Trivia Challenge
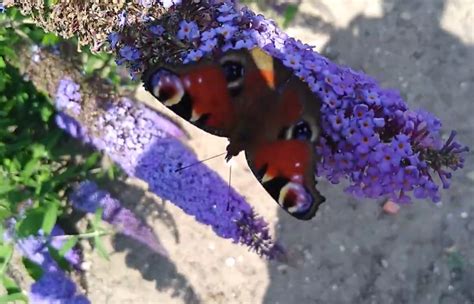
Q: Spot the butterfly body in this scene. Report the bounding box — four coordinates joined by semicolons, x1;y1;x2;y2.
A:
143;48;326;220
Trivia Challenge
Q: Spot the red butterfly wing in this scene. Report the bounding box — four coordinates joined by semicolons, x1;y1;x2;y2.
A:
243;74;326;220
143;61;236;137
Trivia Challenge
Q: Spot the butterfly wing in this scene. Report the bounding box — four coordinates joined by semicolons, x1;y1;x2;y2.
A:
142;48;288;138
244;74;326;220
142;59;236;137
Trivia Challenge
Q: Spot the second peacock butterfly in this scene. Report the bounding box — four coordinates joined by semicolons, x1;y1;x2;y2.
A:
142;48;326;220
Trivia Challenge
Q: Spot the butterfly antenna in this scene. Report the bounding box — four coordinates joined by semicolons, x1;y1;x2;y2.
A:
174;152;227;172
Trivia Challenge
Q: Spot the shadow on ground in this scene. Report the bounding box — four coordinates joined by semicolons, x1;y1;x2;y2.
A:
264;0;474;303
102;178;200;303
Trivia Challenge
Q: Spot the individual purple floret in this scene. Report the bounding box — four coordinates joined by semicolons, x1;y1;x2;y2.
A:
69;180;169;257
177;20;200;41
110;1;467;205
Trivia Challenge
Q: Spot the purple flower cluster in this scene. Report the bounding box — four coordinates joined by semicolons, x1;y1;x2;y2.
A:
53;78;280;258
56;78;82;115
70;180;169;257
110;1;467;204
54;78;91;141
30;271;90;304
4;221;89;303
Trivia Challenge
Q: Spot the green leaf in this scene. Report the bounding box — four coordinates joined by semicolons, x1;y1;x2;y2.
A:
0;205;11;221
30;144;47;159
21;158;40;180
0;244;13;275
0;293;28;303
58;235;79;257
54;166;80;184
1;275;23;296
91;208;109;260
282;4;299;28
22;258;43;281
84;152;100;170
0;275;27;302
40;105;54;122
16;209;43;237
94;234;109;260
0;182;15;195
40;33;60;46
41;201;58;235
92;208;104;229
0;56;5;69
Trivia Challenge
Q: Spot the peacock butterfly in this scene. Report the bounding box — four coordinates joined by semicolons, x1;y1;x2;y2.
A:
142;48;326;220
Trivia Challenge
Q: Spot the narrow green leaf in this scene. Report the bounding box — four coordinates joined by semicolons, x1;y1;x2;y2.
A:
94;235;109;260
41;201;58;235
58;235;79;257
0;244;13;275
84;152;100;170
0;293;28;303
54;166;79;184
21;158;40;180
2;275;22;295
22;258;43;281
92;208;103;228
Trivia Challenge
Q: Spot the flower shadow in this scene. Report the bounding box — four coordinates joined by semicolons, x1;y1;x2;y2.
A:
112;234;201;303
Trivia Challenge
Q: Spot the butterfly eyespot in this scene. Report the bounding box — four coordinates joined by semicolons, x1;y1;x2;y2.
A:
149;69;184;107
222;61;244;83
292;120;312;140
283;120;318;142
221;60;245;95
278;181;313;214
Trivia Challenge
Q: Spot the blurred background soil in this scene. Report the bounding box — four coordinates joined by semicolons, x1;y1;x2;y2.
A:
86;0;474;303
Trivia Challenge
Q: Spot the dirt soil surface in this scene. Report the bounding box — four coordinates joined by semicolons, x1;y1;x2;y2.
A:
86;0;474;303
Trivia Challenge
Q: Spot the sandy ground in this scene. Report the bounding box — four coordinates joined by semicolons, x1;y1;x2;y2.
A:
85;0;474;303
